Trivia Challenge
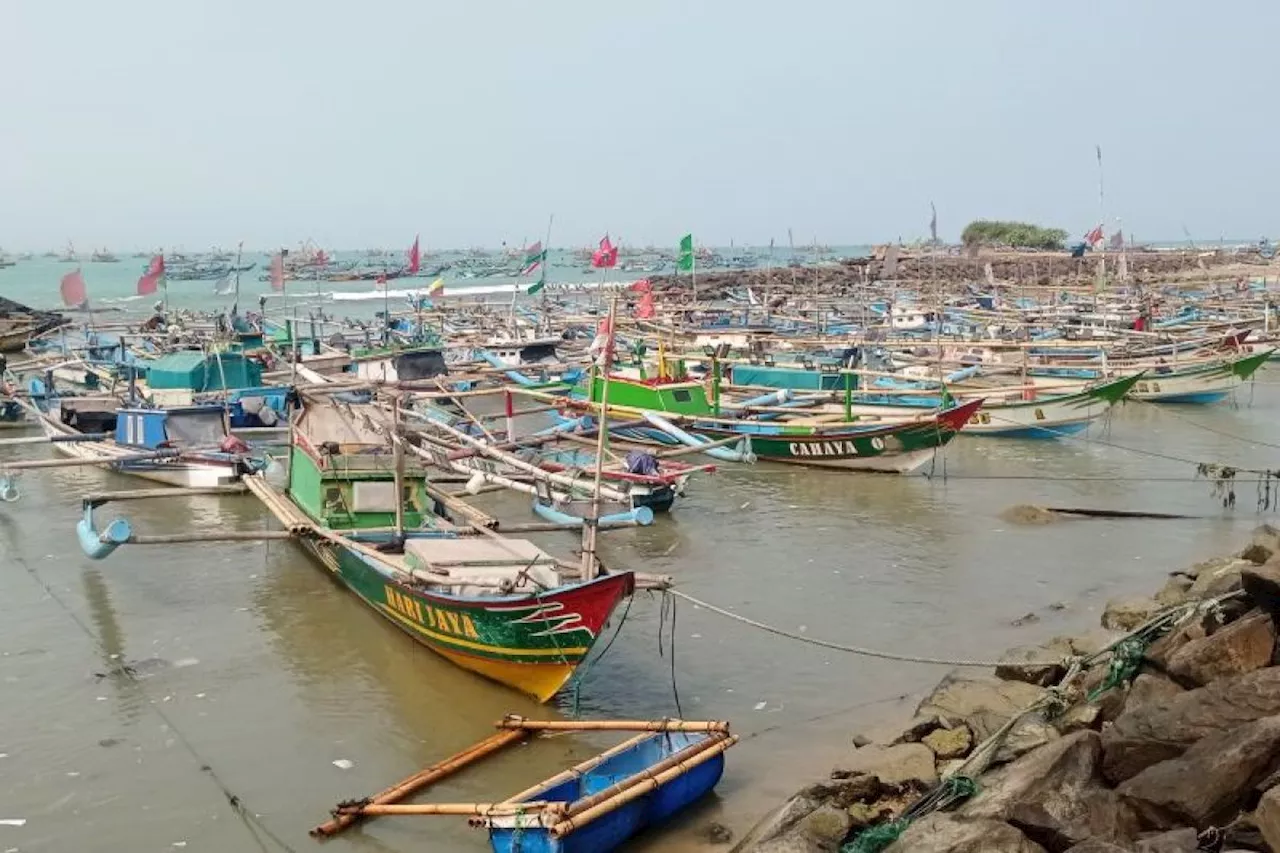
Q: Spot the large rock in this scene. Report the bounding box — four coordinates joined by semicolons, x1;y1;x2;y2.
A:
1187;558;1249;599
1102;597;1162;632
1101;667;1280;783
1133;828;1199;852
835;743;937;790
996;639;1074;687
1155;574;1194;607
1165;610;1276;687
1243;560;1280;620
1124;673;1185;714
886;813;1046;853
737;791;840;853
1062;843;1130;853
964;731;1140;851
1255;786;1280;852
1144;623;1207;672
917;671;1048;742
923;726;972;760
1118;715;1280;831
1248;524;1280;563
994;716;1061;766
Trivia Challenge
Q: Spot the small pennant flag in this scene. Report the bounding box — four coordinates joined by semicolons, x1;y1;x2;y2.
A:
677;233;694;272
60;269;87;308
427;277;444;295
1085;225;1105;247
269;252;285;291
929;202;938;244
137;254;165;296
591;235;618;269
526;269;546;295
520;241;545;276
588;316;615;365
627;278;652;293
407;235;421;274
635;290;655;319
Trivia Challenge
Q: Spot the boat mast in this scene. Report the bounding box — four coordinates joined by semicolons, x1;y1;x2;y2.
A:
392;396;405;542
581;296;618;582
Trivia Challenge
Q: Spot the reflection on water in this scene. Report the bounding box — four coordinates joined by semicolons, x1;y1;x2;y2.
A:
0;372;1277;850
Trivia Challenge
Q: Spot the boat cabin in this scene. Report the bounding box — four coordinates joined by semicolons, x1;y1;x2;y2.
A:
484;337;561;367
288;400;433;530
114;405;229;450
587;374;714;416
350;346;448;383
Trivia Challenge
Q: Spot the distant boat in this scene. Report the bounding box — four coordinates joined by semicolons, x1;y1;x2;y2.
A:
90;248;119;263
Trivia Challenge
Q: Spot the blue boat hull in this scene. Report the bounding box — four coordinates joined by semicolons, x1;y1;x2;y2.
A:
488;732;726;853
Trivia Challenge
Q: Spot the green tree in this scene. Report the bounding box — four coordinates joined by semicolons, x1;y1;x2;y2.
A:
960;220;1069;251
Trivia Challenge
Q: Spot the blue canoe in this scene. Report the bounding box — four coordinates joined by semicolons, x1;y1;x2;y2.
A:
487;729;736;853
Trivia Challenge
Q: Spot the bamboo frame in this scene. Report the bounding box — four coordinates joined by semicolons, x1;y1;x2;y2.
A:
496;717;730;734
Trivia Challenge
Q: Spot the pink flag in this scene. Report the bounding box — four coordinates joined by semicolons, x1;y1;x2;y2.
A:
636;291;655;319
591;235;618;269
316;250;330;266
627;278;652;293
375;273;388;290
407;235;421;274
270;252;285;291
60;269;87;307
1085;225;1104;247
588;316;616;366
137;254;165;296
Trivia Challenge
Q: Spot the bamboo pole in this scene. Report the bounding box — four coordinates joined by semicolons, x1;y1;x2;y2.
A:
421;480;498;529
310;728;526;837
335;800;563;817
498;732;657;805
548;735;738;839
0;448;183;471
496;717;730;734
83;485;248;502
125;530;296;545
559;734;730;819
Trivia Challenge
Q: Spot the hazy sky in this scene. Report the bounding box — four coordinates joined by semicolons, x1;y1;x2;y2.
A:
3;1;1275;250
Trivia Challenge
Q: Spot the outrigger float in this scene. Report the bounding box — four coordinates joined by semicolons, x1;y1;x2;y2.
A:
312;716;738;853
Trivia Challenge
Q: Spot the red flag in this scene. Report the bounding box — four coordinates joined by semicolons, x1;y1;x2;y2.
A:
627;278;652;293
1085;225;1104;247
137;254;165;295
636;291;655;319
591;235;618;269
375;273;388;290
407;235;421;274
588;316;616;365
60;269;87;307
269;252;285;291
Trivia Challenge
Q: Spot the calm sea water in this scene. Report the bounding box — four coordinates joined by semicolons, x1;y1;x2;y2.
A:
2;371;1277;851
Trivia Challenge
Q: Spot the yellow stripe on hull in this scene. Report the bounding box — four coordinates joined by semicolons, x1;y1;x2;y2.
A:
432;646;578;703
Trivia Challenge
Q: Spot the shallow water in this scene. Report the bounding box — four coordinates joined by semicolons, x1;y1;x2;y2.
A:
1;370;1277;851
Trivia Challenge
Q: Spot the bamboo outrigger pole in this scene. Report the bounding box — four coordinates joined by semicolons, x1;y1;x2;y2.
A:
581;296;618;583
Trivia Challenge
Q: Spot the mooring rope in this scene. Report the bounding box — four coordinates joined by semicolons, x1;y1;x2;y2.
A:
1129;397;1280;451
668;589;1064;668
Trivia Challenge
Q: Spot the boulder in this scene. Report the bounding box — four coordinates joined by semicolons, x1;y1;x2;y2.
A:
917;671;1049;742
1133;828;1199;852
795;806;853;850
892;715;947;745
1103;597;1162;632
923;726;973;761
996;639;1074;687
1165;610;1276;687
1066;630;1126;657
802;774;883;808
1187;558;1248;599
886;814;1046;853
994;716;1061;766
1101;667;1280;783
1054;703;1101;735
1124;673;1185;714
1118;716;1280;831
1063;843;1131;853
1155;575;1194;607
1248;524;1280;563
835;743;937;790
964;731;1141;851
1255;786;1280;852
1144;624;1207;672
1243;560;1280;620
1242;544;1273;565
737;792;834;853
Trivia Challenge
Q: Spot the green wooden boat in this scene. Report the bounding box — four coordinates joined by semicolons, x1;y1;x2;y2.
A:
283;397;634;702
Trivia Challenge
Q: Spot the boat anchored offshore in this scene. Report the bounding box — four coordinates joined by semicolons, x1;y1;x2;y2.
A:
313;717;737;853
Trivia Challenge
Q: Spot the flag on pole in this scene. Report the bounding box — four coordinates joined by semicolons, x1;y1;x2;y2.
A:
627;278;652;293
213;274;233;295
427;277;444;295
60;269;87;307
588;316;615;365
269;252;285;291
1096;144;1103;166
407;235;421;274
929;202;938;244
375;273;388;290
591;235;618;269
1085;225;1105;247
526;268;546;295
636;290;655;319
676;234;694;272
137;254;165;296
520;241;545;276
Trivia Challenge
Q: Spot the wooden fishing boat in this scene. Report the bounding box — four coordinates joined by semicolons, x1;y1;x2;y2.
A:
313;717;737;853
564;374;981;473
1127;349;1272;404
284;396;634;701
29;400;254;487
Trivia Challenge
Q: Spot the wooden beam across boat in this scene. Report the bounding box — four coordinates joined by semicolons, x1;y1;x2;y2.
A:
496;717;730;734
83;485;248;503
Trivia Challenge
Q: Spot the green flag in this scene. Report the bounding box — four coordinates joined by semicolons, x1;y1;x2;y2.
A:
677;233;694;272
527;269;546;295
